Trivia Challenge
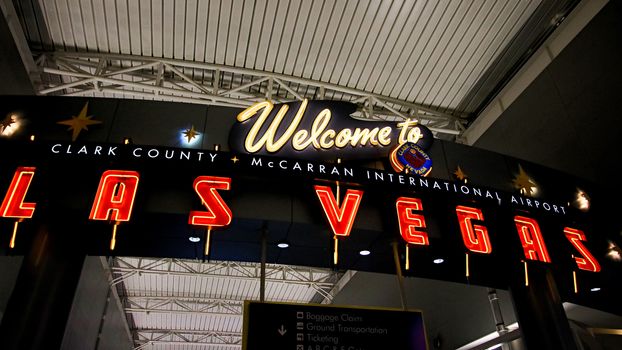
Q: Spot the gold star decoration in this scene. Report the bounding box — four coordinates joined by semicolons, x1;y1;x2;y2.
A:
231;156;240;164
454;166;468;182
0;114;16;134
57;102;102;141
512;165;537;196
183;125;200;143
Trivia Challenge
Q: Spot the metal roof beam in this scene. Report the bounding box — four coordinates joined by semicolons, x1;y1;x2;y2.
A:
319;270;357;304
135;329;241;337
35;52;465;137
112;265;336;290
123;298;243;315
135;340;241;349
112;258;340;286
125;307;242;317
133;329;242;349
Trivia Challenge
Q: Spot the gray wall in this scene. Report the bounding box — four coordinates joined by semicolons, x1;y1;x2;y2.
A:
61;256;133;350
475;1;622;188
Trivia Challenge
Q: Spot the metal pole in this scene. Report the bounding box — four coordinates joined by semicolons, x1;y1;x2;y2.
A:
260;227;267;303
488;288;512;350
488;288;508;334
391;241;408;310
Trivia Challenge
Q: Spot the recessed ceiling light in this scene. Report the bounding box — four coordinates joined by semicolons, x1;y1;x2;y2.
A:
277;241;290;248
590;287;601;292
433;258;444;264
188;236;200;243
359;250;371;256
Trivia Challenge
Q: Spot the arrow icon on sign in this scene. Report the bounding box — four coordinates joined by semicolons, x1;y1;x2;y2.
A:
278;325;287;336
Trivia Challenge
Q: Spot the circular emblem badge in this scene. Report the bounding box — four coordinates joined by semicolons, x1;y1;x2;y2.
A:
390;142;433;176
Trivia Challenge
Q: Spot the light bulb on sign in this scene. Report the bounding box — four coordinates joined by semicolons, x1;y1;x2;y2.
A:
574;189;590;212
606;240;621;262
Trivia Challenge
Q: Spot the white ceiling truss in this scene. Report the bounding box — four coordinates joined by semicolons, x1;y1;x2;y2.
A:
6;0;581;141
35;51;465;136
134;329;242;350
110;257;350;350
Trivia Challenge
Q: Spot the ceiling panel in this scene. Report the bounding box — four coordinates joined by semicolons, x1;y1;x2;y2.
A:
20;0;580;121
224;0;242;66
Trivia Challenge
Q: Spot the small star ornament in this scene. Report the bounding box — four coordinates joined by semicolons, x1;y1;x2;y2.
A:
57;102;102;141
512;165;537;196
454;166;468;182
0;114;16;134
183;125;200;143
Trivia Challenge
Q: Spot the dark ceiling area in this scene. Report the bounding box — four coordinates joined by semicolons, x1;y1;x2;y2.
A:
475;1;622;189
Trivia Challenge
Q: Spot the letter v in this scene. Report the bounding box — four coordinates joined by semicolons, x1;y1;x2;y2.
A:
314;185;363;237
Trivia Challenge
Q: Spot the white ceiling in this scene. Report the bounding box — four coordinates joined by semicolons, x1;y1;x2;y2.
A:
30;0;538;111
7;0;579;138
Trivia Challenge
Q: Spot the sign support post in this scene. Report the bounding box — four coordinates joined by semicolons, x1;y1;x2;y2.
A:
391;241;408;311
260;226;267;303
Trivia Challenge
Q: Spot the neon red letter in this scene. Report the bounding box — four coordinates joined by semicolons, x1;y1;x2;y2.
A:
89;170;140;221
314;185;363;237
514;216;551;262
396;197;428;245
189;176;233;227
0;167;36;218
564;227;601;272
456;205;491;254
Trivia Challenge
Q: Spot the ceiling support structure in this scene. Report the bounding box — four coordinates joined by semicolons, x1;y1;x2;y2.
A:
112;257;345;349
112;258;342;301
122;297;243;316
133;329;242;350
34;51;465;137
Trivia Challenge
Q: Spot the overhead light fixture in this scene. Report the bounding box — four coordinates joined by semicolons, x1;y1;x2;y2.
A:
606;240;621;262
433;258;444;264
574;188;590;212
189;236;201;243
590;287;601;292
359;249;371;256
29;134;35;141
277;241;290;249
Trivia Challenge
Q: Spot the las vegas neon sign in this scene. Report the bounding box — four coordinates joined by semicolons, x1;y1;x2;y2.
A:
0;167;601;273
